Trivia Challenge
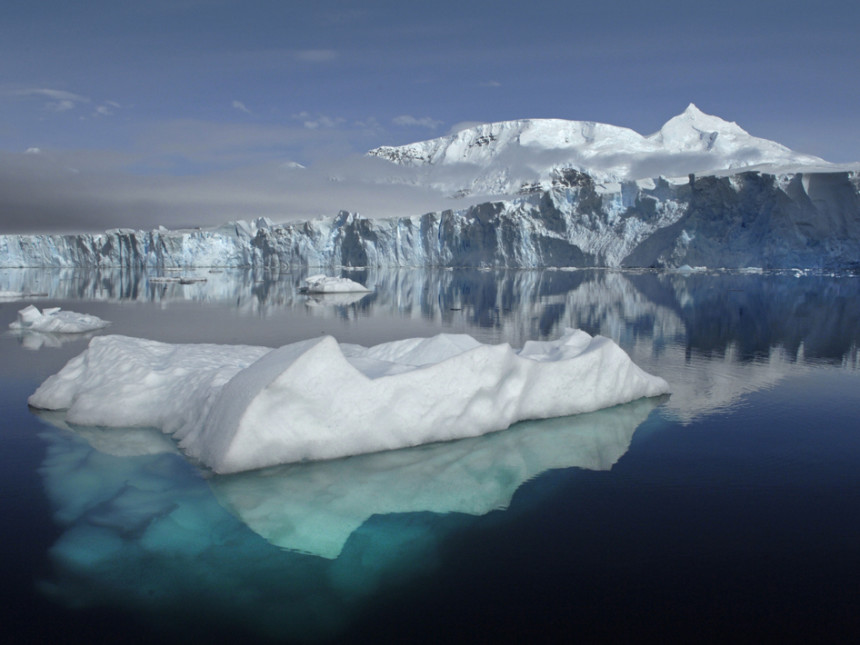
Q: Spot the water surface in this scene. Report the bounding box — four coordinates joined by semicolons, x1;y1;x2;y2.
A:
1;268;858;643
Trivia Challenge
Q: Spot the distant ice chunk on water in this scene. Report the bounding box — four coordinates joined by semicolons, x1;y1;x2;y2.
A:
29;329;669;473
300;274;371;293
9;305;110;333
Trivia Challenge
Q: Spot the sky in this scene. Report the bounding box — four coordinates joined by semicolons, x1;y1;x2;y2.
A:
1;0;858;233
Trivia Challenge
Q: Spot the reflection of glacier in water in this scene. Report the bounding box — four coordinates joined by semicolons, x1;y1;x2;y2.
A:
3;266;857;354
7;266;857;424
34;397;659;640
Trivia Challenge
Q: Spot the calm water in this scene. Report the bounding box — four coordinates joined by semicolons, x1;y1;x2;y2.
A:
1;267;859;644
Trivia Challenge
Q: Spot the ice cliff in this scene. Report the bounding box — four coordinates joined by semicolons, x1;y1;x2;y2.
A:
2;169;858;270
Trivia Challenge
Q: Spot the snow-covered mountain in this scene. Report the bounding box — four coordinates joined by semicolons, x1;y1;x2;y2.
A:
2;169;858;271
368;104;831;197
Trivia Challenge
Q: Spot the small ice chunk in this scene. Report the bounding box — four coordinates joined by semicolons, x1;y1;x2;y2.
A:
300;275;371;293
9;305;110;334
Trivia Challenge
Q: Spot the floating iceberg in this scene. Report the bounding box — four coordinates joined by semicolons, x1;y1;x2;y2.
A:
29;329;669;473
301;274;371;293
10;305;110;333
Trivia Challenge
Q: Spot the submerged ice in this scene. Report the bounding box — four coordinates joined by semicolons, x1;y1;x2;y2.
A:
28;329;669;473
34;394;658;640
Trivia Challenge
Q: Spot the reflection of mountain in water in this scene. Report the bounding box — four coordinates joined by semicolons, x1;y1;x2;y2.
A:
34;397;657;639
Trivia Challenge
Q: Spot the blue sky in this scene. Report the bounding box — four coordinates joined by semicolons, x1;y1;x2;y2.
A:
1;0;858;232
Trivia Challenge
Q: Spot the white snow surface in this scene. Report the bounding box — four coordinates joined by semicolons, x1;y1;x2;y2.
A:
10;305;110;333
368;103;831;195
28;329;669;474
301;274;371;293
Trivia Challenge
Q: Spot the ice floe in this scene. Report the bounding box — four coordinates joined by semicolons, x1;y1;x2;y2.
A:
301;274;371;293
10;305;110;334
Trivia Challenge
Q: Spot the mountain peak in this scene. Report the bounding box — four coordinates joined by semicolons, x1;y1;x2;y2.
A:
684;102;703;115
651;104;751;155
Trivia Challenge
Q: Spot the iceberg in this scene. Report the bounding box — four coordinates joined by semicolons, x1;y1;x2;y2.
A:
28;330;669;474
10;305;110;333
300;274;371;293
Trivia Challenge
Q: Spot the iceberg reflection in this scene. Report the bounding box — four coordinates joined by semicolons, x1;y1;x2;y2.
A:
211;396;661;558
33;397;659;639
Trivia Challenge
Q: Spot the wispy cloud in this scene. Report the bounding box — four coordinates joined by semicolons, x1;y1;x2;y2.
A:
292;111;346;130
11;88;89;102
393;115;443;129
479;80;502;87
4;88;123;119
8;87;91;112
294;49;338;63
93;101;121;117
232;100;252;115
354;116;383;134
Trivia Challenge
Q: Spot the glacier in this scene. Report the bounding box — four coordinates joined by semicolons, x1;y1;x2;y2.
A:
28;329;669;473
1;169;858;271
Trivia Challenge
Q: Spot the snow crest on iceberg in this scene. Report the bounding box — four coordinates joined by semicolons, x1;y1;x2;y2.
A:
28;330;669;474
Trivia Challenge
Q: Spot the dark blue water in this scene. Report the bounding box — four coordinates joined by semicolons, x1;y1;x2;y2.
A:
1;268;858;643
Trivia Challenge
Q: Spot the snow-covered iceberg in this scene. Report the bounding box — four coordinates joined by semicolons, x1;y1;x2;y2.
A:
10;305;110;333
29;330;669;473
301;274;371;293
